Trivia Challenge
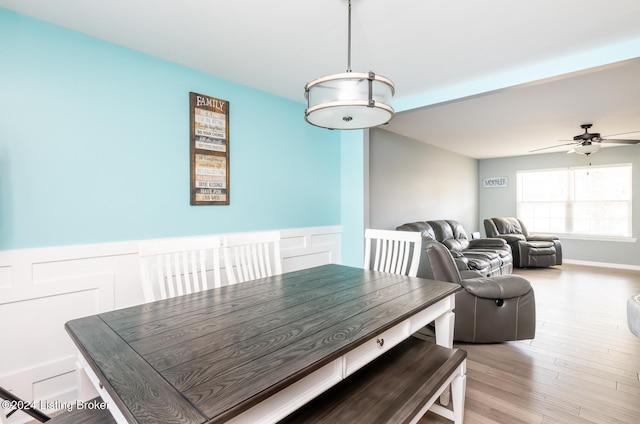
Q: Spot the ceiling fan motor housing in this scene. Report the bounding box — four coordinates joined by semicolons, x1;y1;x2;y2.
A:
574;124;600;142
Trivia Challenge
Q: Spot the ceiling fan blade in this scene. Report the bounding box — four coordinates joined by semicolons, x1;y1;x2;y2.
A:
602;130;640;138
600;138;640;144
529;141;577;153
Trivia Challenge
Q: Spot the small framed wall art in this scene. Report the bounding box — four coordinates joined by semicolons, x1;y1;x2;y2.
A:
482;176;508;188
189;92;230;205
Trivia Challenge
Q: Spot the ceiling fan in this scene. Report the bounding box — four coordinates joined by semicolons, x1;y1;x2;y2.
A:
531;124;640;156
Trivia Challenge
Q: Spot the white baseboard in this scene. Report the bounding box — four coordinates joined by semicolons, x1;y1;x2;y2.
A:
563;258;640;272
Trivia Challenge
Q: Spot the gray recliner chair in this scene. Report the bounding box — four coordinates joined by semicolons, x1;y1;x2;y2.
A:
425;242;536;343
484;217;562;268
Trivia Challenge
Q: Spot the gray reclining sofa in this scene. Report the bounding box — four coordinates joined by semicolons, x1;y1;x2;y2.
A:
397;219;513;278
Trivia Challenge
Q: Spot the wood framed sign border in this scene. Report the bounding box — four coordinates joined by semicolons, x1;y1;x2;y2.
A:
189;92;229;205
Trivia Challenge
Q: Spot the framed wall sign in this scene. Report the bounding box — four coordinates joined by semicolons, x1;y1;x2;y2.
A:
482;176;508;188
190;92;229;205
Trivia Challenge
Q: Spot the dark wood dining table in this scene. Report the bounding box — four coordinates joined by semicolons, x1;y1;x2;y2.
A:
65;264;460;424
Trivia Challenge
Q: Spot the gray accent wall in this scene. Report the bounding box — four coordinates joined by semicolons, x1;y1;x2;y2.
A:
479;145;640;267
368;129;478;233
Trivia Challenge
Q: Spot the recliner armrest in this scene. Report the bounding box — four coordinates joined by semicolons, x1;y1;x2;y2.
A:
527;234;559;241
495;234;526;243
450;253;470;271
455;259;472;270
460;269;486;279
455;259;470;271
468;238;508;249
449;250;464;258
462;274;532;299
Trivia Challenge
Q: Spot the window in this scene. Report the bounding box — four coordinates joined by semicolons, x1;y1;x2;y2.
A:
517;164;632;238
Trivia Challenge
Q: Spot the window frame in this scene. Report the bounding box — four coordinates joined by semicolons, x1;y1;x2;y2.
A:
516;163;634;241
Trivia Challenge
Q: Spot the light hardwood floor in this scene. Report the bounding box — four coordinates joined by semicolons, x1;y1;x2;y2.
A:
422;263;640;424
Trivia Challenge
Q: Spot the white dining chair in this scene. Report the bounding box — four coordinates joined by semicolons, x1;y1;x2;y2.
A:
139;235;222;302
364;229;422;277
223;231;282;285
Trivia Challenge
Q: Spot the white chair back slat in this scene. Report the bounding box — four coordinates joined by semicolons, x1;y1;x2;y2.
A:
139;235;221;302
381;239;390;273
394;240;410;275
261;243;272;276
248;245;258;281
167;254;178;297
223;231;282;285
364;229;422;277
240;245;254;282
194;249;208;292
176;252;187;296
182;253;190;294
394;240;403;274
390;240;400;273
374;239;384;272
211;247;220;285
186;251;196;293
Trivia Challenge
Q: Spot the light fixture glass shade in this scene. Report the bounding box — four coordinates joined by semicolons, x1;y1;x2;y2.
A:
573;143;601;155
305;72;395;130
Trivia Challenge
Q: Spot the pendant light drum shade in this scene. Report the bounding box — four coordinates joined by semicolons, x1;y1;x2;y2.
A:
305;71;395;130
304;0;395;130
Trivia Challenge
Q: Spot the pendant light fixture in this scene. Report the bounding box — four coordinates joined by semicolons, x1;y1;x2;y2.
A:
304;0;395;130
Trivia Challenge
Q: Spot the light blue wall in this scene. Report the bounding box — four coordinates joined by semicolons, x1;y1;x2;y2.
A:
340;130;366;267
0;9;342;250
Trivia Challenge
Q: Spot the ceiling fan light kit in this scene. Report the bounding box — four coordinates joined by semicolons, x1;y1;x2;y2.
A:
304;0;395;130
571;142;601;156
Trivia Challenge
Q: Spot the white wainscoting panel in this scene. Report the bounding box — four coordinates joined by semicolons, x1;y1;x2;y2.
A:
280;226;342;272
0;226;341;423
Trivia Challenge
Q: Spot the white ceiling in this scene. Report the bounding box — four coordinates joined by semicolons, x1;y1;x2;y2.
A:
3;0;640;158
386;59;640;158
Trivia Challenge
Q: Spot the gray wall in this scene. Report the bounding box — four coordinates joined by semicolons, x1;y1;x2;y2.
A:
479;144;640;267
368;129;478;232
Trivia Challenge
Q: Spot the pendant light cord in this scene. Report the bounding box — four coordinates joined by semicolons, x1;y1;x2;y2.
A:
347;0;352;72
